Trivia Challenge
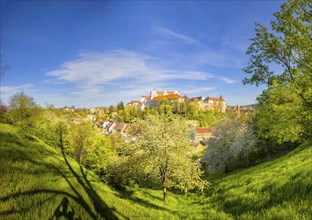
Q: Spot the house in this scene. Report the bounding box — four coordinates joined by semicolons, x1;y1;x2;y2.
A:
115;122;128;133
140;88;186;108
99;120;111;128
99;120;131;136
86;114;96;122
204;96;227;112
189;96;206;111
126;100;145;111
195;128;213;140
112;122;130;135
227;105;254;116
107;122;116;133
189;96;205;102
190;95;227;112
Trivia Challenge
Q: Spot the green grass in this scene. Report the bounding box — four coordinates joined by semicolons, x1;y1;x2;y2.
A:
205;141;312;219
1;123;311;219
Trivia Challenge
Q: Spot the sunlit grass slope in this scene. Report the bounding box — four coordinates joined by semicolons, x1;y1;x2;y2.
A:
205;141;312;219
0;123;225;219
1;122;311;219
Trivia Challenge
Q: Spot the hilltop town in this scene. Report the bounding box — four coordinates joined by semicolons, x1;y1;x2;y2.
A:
59;88;254;144
127;88;227;112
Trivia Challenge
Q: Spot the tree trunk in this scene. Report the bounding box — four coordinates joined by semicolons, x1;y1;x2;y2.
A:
225;160;229;174
163;186;168;202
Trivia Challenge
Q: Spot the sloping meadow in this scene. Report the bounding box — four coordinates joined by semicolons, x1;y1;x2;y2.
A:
0;123;311;219
0;123;223;219
206;141;312;219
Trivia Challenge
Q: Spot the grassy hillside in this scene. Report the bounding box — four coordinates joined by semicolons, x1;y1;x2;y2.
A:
1;123;311;219
205;141;312;219
0;123;224;219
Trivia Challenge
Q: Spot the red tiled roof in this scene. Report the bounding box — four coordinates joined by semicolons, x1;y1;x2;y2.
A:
190;97;199;101
154;91;176;96
190;96;204;101
205;96;225;102
195;128;213;134
152;94;184;100
123;124;131;133
156;91;164;96
127;100;141;105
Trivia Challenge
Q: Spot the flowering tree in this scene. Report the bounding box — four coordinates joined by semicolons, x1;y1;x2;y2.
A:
204;117;257;173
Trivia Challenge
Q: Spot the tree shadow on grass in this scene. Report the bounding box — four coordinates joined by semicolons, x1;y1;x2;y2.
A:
213;174;312;217
0;132;120;219
0;194;57;216
115;188;172;214
117;192;170;212
50;196;79;220
57;142;119;219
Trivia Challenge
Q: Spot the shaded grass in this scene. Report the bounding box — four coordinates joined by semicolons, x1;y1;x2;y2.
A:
205;141;312;219
1;123;311;219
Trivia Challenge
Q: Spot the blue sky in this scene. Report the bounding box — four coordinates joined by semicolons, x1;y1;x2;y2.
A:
1;0;284;107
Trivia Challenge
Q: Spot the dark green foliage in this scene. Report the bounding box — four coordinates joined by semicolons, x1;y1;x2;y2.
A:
116;101;125;111
243;0;312;143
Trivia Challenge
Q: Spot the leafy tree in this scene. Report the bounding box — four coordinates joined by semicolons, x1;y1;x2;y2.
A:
121;108;131;122
7;92;40;128
157;98;172;115
108;105;115;113
243;0;312;142
124;115;208;202
178;102;187;114
35;110;71;153
197;111;216;127
117;101;125;111
82;131;116;178
185;101;200;116
255;83;306;143
70;120;95;164
203;117;257;173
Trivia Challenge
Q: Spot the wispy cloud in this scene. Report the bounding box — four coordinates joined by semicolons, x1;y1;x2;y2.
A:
1;84;33;93
152;26;201;46
43;50;219;106
1;84;36;104
46;50;211;95
43;49;243;107
219;76;237;84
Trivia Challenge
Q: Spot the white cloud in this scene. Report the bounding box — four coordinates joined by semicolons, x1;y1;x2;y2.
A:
152;26;201;45
46;50;212;95
150;26;245;69
43;50;218;106
1;84;35;104
1;84;33;93
43;49;247;107
219;76;237;84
